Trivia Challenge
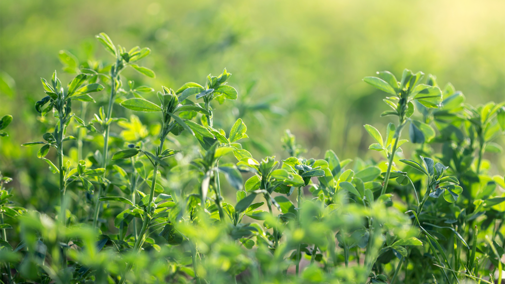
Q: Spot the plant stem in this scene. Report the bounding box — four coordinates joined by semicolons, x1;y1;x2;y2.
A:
58;115;66;224
476;137;484;175
77;102;87;161
391;257;404;284
93;67;117;228
311;245;318;263
417;178;432;217
381;131;400;196
130;158;138;242
0;213;13;284
213;164;225;221
295;186;302;276
133;137;166;252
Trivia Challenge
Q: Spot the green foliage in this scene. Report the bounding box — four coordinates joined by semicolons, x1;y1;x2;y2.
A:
1;33;505;284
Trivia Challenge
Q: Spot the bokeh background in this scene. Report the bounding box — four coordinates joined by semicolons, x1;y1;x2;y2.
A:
2;0;505;197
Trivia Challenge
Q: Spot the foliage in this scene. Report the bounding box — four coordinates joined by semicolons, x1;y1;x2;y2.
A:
1;33;505;284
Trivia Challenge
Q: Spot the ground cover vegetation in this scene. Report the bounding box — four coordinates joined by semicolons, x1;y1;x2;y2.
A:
2;33;505;284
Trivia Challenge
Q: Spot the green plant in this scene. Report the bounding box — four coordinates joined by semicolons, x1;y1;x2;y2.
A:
3;34;505;284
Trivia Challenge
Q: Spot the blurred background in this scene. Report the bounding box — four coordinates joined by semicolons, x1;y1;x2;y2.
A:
2;0;505;196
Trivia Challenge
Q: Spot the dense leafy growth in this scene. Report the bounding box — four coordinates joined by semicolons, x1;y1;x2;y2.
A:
1;34;505;284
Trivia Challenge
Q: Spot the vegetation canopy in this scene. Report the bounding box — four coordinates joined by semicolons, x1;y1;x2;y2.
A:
1;33;505;284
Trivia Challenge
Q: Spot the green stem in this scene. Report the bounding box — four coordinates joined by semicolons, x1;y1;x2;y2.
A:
417;178;432;218
1;213;13;284
214;165;225;221
476;138;484;175
133;137;166;252
130;158;138;242
295;187;302;276
191;241;200;284
93;68;117;228
265;194;279;249
391;257;404;284
77;102;87;161
311;245;318;264
58;115;66;224
381;132;400;196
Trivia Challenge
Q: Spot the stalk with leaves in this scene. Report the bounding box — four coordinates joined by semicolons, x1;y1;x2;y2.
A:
363;69;442;196
91;33;154;228
23;71;103;223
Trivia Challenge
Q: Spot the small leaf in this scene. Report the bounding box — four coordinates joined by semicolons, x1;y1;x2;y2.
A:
112;149;140;160
120;99;161;112
364;124;383;146
235;193;257;213
363;77;396;95
355;166;381;182
37;144;50;158
215;85;238;100
340;181;361;198
96;33;116;56
392;237;423;247
185;120;215;138
130;64;156;78
409;122;425;144
218;166;243;191
100;196;134;206
0;115;13;131
43;158;59;174
399;159;428;176
229;118;248;142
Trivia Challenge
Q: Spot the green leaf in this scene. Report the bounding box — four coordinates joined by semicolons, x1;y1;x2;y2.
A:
229;118;248;142
235;193;257;213
412;120;435;142
112;149;140;160
273;196;296;214
168;113;193;136
129;47;151;62
96;33;116;56
218;166;243;190
412;84;442;108
485;197;505;208
100;196;134;206
485;142;503;154
71;83;104;98
37;144;50;158
399;159;428;176
340;181;361;198
185;120;215;138
443;185;463;203
58;50;79;73
325;150;341;177
409;122;425;144
120;98;161;112
0;115;13;131
215;85;238;100
355;166;381;182
176;82;204;94
497;108;505;131
392;237;423;247
130;64;156;78
423;223;469;249
245;175;261;192
175;105;210;116
363;77;396;95
364;124;383;146
43;158;59;174
376;71;399;92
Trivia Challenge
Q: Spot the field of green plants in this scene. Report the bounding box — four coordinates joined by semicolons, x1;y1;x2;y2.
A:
2;1;505;284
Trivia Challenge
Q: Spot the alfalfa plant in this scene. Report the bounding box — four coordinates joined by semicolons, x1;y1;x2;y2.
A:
91;33;154;228
363;70;442;196
23;72;103;223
